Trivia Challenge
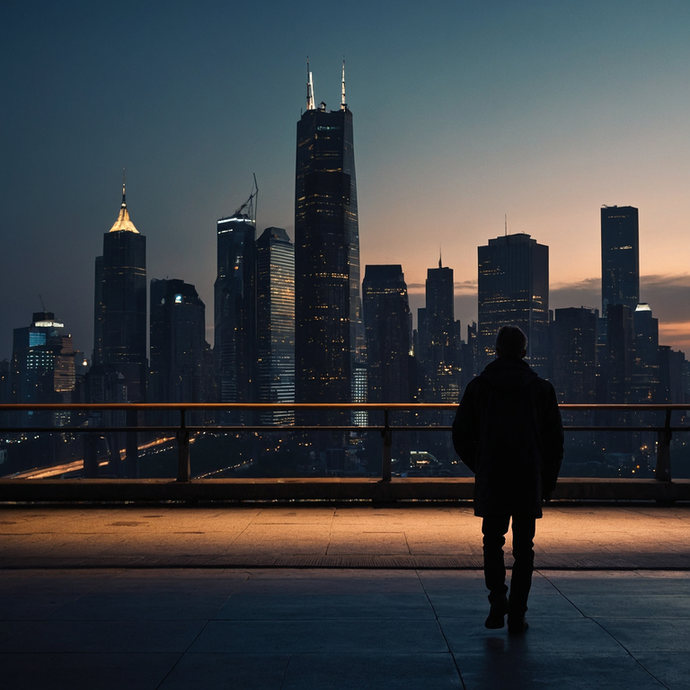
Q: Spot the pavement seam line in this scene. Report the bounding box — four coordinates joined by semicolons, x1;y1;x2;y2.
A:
415;568;468;690
537;570;672;690
278;655;293;690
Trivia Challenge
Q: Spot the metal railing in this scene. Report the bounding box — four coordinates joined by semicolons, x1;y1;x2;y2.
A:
1;402;688;485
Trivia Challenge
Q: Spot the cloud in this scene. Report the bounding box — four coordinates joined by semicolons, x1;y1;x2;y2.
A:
551;273;690;350
455;280;478;294
410;272;690;350
408;279;478;294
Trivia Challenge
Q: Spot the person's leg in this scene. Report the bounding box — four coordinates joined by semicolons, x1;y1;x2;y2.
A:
508;515;536;632
482;515;510;628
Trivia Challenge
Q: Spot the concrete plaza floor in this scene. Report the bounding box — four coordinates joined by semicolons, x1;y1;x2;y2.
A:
1;503;689;689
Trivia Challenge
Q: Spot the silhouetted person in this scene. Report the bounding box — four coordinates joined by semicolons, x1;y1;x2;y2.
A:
453;325;563;633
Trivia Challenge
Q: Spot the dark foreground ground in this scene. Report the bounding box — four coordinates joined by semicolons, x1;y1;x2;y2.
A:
1;503;688;689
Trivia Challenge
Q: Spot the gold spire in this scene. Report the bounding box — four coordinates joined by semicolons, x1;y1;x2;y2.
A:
109;173;139;233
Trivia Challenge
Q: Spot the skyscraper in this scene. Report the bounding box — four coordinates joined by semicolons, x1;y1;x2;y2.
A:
256;227;295;424
214;192;257;404
416;259;459;402
362;265;412;403
601;205;639;318
632;303;659;403
551;307;597;403
294;62;361;404
94;182;147;402
605;304;635;403
478;233;549;376
149;279;207;404
12;312;76;404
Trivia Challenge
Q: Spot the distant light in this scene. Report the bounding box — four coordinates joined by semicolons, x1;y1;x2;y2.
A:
34;320;64;328
174;294;183;304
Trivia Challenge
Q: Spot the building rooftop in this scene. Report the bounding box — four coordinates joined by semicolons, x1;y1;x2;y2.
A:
1;503;688;689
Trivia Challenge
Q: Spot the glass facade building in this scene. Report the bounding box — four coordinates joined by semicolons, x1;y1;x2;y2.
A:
95;184;147;402
294;98;361;404
416;262;459;402
601;205;639;318
214;213;257;403
362;264;412;403
11;312;76;426
256;227;295;425
149;279;207;404
551;307;598;403
478;233;549;376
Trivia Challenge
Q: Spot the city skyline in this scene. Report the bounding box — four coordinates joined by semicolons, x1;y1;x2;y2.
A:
3;1;690;358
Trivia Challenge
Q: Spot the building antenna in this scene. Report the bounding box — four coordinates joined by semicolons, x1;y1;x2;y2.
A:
252;173;258;226
122;167;127;207
341;57;346;110
39;294;46;312
438;246;443;269
306;57;315;111
505;214;508;236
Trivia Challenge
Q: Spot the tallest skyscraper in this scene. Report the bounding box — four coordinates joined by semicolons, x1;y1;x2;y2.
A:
294;62;361;403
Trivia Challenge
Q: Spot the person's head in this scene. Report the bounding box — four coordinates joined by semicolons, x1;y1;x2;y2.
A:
495;325;527;360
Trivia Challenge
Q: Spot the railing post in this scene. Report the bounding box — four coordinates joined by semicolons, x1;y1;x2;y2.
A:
125;407;139;478
655;408;672;482
83;433;99;478
381;408;392;482
177;408;191;482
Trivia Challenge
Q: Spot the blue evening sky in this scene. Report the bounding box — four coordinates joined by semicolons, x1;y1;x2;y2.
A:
2;0;690;356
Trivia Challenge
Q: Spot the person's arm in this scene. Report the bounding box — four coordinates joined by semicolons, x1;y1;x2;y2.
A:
452;383;478;473
541;382;564;499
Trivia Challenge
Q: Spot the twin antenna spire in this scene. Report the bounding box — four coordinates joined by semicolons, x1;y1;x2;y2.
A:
306;58;347;111
306;58;315;110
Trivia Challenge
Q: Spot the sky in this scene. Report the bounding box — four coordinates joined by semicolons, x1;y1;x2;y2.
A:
2;0;690;359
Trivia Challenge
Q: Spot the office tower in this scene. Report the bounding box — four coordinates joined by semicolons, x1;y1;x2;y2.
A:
214;192;257;404
352;361;368;426
294;62;361;404
605;304;635;403
95;182;147;401
149;279;207;404
658;347;686;404
0;360;10;404
362;265;412;403
11;312;76;426
632;303;659;403
551;307;597;403
416;259;459;402
256;227;295;425
478;233;549;376
601;205;639;318
461;322;479;387
93;255;104;365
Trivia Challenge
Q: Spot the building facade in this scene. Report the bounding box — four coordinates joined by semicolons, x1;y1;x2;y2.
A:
362;264;412;403
294;66;361;404
214;210;257;404
601;205;639;318
551;307;597;403
256;227;295;425
149;279;207;404
477;233;549;376
416;260;459;402
632;303;660;403
11;312;76;426
94;183;147;402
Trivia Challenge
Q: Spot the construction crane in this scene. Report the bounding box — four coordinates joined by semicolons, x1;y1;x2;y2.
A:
232;174;259;222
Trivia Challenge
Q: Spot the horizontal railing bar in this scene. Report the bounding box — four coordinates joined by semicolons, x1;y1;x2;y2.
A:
2;425;688;435
2;403;690;412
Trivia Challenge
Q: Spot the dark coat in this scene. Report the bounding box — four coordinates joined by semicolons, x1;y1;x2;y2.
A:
452;357;564;518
